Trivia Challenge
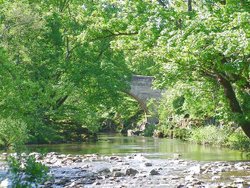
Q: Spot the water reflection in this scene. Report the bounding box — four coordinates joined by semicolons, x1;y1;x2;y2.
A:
26;134;249;161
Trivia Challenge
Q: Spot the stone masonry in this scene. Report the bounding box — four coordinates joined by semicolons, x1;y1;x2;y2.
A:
129;75;162;102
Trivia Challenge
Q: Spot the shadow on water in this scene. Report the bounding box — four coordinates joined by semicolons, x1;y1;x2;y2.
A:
23;134;250;162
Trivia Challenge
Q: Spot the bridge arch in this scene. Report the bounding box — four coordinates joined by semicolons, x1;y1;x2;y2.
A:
127;75;163;115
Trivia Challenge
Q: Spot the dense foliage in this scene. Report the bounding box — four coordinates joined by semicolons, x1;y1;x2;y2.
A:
0;0;134;145
88;0;249;137
0;0;249;148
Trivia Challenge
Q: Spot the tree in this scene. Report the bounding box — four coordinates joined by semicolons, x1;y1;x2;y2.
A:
156;1;250;136
1;0;249;142
82;0;250;137
0;0;132;143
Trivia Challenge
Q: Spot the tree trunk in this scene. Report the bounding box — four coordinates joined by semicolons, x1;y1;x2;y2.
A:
188;0;192;12
220;0;226;5
240;121;250;138
157;0;167;7
217;74;250;138
54;95;68;110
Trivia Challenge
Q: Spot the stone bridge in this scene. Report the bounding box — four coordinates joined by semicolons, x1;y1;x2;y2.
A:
127;75;163;114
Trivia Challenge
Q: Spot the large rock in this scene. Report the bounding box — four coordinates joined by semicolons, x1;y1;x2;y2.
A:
0;178;12;188
126;168;139;176
189;165;201;175
113;171;125;177
153;130;164;138
97;167;111;175
150;169;160;175
29;152;43;160
127;129;142;136
55;178;70;185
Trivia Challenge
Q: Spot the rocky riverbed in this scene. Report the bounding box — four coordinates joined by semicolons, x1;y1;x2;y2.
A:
1;152;250;187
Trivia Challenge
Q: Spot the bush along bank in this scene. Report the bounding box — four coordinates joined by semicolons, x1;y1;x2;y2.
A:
154;123;250;153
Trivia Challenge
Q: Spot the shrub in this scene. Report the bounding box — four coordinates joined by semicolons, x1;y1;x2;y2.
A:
227;129;250;151
157;123;174;137
0;117;28;150
27;122;63;144
8;155;50;187
174;127;191;140
157;123;191;140
143;124;156;137
189;125;228;145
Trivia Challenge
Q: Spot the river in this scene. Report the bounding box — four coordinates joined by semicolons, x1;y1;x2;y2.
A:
26;134;249;161
2;134;250;187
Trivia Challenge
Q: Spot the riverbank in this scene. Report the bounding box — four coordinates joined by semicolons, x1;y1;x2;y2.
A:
1;152;250;187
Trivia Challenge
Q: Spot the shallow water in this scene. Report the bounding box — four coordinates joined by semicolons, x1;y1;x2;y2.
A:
25;134;250;161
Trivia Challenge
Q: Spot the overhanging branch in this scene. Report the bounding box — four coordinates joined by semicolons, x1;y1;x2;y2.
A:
90;31;138;42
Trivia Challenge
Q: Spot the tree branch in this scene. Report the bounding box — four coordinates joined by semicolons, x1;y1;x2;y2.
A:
54;95;68;110
157;0;168;8
188;0;192;12
90;31;138;42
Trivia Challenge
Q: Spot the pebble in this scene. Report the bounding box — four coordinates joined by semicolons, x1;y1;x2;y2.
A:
1;153;250;188
113;171;125;177
112;168;122;172
55;178;70;185
145;162;152;167
234;178;245;184
211;175;221;181
170;175;181;180
185;175;196;182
